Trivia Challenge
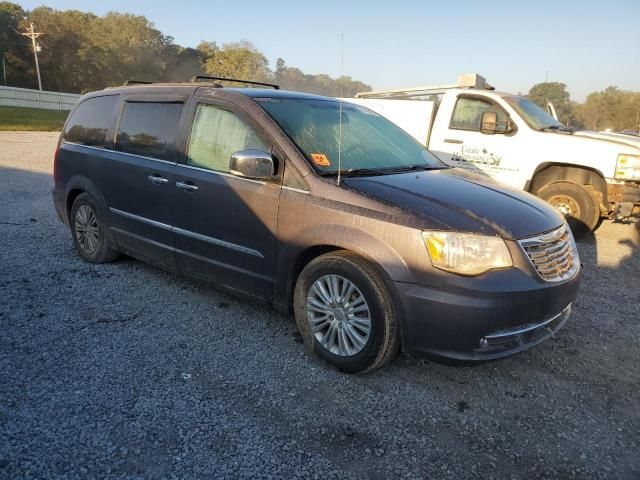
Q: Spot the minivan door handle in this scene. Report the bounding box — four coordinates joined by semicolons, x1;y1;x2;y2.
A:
175;181;199;192
444;138;463;144
148;174;169;185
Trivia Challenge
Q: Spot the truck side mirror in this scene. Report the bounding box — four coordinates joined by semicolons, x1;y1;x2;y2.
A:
480;111;498;134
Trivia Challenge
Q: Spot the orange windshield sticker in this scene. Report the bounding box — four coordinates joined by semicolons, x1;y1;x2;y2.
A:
311;153;331;167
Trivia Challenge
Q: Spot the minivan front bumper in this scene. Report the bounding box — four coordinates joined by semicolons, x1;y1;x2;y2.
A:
394;269;580;361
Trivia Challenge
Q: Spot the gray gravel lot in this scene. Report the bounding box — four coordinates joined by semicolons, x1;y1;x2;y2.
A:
0;131;639;479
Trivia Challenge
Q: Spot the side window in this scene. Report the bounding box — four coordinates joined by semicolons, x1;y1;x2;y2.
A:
115;102;183;160
187;104;268;173
63;95;119;147
450;97;509;132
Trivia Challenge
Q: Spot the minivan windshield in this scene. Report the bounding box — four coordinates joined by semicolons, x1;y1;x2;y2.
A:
503;95;568;131
256;98;445;175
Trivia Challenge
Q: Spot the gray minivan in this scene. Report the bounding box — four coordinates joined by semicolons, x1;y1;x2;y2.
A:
52;77;581;373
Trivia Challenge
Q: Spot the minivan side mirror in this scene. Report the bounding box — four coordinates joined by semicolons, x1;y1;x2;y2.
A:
229;149;275;180
480;111;498;134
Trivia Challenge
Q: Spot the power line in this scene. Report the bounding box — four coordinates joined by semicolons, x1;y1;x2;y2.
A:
18;22;43;90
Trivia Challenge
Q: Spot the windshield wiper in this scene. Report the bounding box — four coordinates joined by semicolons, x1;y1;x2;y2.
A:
320;164;447;177
388;164;448;172
340;167;390;176
315;167;388;177
539;125;575;133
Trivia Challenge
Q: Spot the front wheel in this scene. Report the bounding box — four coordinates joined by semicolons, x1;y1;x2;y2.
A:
537;181;600;237
293;251;399;374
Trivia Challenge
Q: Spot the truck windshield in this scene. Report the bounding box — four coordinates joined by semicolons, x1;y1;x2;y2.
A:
256;98;445;175
503;95;566;131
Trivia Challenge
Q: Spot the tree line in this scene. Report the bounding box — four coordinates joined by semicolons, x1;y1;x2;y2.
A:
0;2;371;97
527;82;640;132
1;2;638;131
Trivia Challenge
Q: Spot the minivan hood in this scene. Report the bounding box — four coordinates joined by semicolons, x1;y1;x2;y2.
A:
342;168;564;239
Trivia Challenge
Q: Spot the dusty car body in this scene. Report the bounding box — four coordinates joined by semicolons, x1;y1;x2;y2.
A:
53;80;581;372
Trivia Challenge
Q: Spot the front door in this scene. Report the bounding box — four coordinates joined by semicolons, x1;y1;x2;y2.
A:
429;95;520;187
172;99;281;300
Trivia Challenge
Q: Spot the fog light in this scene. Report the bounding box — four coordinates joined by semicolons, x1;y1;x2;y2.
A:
479;338;488;348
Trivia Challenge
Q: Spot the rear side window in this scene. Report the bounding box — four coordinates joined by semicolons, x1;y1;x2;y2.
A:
115;102;183;161
187;104;268;173
63;95;119;147
450;97;509;132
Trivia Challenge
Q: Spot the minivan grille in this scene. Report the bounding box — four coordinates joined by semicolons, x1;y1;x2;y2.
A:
518;224;579;282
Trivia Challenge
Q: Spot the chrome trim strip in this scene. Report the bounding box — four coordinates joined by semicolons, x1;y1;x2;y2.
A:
62;141;105;153
484;304;571;340
63;141;177;165
110;207;263;258
173;226;263;258
519;223;568;247
282;186;310;195
176;163;267;185
109;207;172;231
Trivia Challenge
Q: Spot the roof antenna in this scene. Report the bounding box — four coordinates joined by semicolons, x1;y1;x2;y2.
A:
337;33;344;187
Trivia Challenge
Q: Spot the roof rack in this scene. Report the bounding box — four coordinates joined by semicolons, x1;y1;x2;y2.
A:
355;73;494;99
122;80;153;86
190;75;280;90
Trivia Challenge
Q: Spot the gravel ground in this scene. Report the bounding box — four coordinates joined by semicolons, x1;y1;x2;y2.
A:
1;131;638;480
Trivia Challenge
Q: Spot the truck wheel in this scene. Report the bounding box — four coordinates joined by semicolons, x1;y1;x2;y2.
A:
537;181;600;236
70;193;119;264
293;251;399;374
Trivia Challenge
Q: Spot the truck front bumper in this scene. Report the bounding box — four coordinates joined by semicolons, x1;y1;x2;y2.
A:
607;182;640;217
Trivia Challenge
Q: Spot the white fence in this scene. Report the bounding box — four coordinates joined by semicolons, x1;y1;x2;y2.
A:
0;86;81;111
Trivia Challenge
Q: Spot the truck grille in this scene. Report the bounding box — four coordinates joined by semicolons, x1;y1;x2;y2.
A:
518;224;579;282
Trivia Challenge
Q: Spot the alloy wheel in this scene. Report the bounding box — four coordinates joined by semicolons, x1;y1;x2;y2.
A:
74;204;100;255
306;274;372;356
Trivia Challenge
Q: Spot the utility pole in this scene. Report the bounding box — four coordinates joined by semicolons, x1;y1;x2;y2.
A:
1;52;6;86
19;22;43;90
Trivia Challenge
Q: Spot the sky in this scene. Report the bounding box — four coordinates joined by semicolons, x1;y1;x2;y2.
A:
16;0;640;102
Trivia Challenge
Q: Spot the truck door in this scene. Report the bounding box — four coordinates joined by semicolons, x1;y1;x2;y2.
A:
429;94;521;187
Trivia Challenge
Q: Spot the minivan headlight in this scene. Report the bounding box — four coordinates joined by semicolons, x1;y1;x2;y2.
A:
615;154;640;181
421;231;513;276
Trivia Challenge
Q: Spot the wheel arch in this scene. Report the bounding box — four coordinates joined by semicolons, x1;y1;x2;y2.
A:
528;163;608;212
283;243;400;311
65;175;108;220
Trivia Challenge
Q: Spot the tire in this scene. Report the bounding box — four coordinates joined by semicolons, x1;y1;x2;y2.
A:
293;251;399;374
537;181;600;237
69;193;118;264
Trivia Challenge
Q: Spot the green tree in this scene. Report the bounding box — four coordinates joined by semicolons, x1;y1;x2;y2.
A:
0;2;32;87
576;87;640;131
0;1;371;97
527;82;576;126
198;41;272;83
275;58;371;96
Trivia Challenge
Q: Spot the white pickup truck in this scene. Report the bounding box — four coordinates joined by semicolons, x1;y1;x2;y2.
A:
346;74;640;234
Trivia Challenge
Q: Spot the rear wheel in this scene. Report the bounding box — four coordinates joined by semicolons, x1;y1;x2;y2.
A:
293;251;399;374
70;193;118;263
537;181;600;237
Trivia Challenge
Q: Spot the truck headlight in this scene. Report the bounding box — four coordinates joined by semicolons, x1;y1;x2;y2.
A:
615;154;640;181
422;231;513;276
